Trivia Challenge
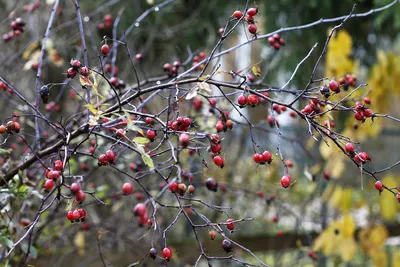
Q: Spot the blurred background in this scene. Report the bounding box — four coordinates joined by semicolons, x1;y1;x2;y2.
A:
0;0;400;266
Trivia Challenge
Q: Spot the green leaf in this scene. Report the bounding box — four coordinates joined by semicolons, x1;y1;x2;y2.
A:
133;137;150;144
0;148;11;155
21;243;38;259
138;146;154;169
0;236;14;248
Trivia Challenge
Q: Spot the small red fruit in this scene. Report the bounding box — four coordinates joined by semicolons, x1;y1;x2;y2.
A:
162;247;172;261
169;182;178;193
262;151;272;164
136;53;143;61
247;94;259;106
374;181;383;192
280;175;291;188
101;44;110;55
226;218;236;231
363;109;373;118
329;80;339;92
133;203;146;217
70;182;81;193
147;129;156;141
54;160;63;171
345;143;355;153
209;230;217;240
44;179;55;190
66;211;74;221
179;133;190;147
247;7;257;16
213;155;224;168
248;24;257;34
233;10;243;19
364;97;371;104
75;190;86;202
354;111;365;121
122;183;134;195
237;95;247;107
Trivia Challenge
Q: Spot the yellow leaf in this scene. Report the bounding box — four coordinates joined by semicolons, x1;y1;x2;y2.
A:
85;104;98;115
338;238;357;261
392;249;400;267
133;137;150;144
359;224;389;256
73;231;85;256
372;250;388;267
341;214;356;238
325;29;354;78
79;73;94;87
379;176;398;220
251;65;262;77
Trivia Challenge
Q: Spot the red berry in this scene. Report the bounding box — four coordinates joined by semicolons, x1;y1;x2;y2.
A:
163;63;171;71
104;14;113;22
169;182;178;193
226;120;233;129
289;111;296;118
54;160;63;171
179;133;190;147
78;208;86;219
105;150;116;163
247;94;259;106
272;216;278;223
302;104;314;114
277;230;284;237
354;111;364;121
136;53;143;61
285;160;293;167
122;183;134;195
238;95;247;107
374;181;383;192
226;218;236;231
248;24;257;34
247;7;257;16
72;210;80;220
345;143;355;153
147;129;156;141
364;97;371;104
206;177;219;192
48;170;60;180
268;37;275;45
44;179;55;190
209;98;217;106
133;203;146;217
75;190;86;202
209;230;217;240
70;182;81;193
162;247;172;260
98;154;108;165
145;117;154;125
0;125;6;134
233;10;243;19
329;80;339;92
67;67;77;78
213;155;224;168
215;122;224;132
101;44;110;55
80;66;90;76
262;151;272;164
66;211;74;221
363;109;373;118
280;175;291;188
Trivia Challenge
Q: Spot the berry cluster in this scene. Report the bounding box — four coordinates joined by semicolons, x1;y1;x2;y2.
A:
0;121;21;135
3;18;26;42
246;8;259;34
109;76;126;89
162;61;181;77
353;99;373;122
0;81;13;94
215;118;233;132
133;203;151;227
272;103;287;114
253;151;272;164
167;116;192;131
191;51;206;70
238;94;259;107
105;63;119;76
66;208;87;223
97;150;117;166
23;1;40;12
70;182;86;202
344;142;371;165
169;181;188;196
339;74;357;91
267;115;279;127
192;98;203;111
66;59;90;79
268;33;285;50
97;14;113;31
301;99;324;115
